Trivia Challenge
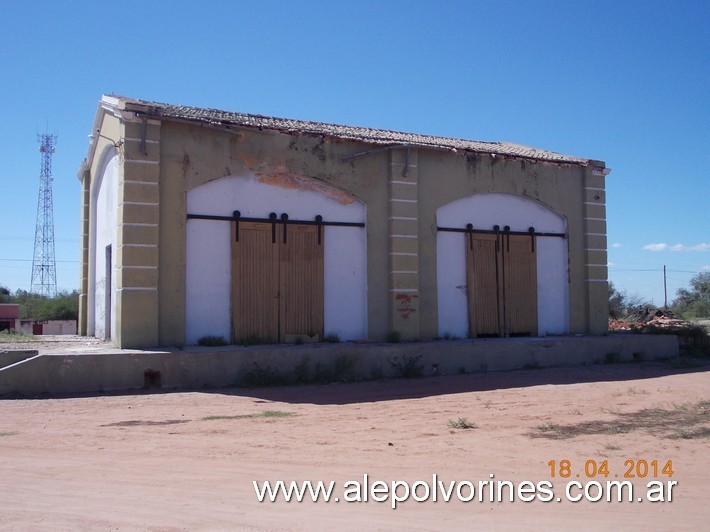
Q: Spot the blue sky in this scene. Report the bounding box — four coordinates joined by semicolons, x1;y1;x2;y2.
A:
0;0;708;306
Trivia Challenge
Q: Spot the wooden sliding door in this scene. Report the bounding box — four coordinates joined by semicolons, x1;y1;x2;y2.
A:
466;232;537;337
232;222;323;343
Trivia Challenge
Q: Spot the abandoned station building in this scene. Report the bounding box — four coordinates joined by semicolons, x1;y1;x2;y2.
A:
78;95;610;349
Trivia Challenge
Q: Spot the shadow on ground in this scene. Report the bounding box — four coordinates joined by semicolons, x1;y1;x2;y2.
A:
225;361;710;406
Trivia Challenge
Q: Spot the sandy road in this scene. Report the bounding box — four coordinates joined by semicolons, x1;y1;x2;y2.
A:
0;360;708;530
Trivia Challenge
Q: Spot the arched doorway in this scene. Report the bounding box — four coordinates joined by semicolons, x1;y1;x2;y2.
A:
88;149;119;340
436;193;568;338
185;174;367;344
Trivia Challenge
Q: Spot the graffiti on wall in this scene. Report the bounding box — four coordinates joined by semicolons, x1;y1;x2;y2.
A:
395;293;418;320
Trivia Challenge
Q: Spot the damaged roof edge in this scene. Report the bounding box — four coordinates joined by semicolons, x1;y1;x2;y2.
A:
83;94;601;171
76;95;126;181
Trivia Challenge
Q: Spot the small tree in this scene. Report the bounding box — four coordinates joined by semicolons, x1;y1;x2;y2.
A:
0;286;11;304
608;282;625;319
0;288;79;321
673;272;710;318
608;282;650;319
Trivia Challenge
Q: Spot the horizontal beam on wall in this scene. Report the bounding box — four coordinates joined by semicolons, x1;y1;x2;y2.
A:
437;225;566;239
187;212;364;228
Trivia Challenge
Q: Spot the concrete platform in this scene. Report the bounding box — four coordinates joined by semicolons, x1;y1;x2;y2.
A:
0;334;679;397
0;349;38;369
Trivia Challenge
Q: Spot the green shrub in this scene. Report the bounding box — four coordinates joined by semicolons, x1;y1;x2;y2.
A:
240;363;287;387
333;355;356;382
388;354;423;378
388;331;402;343
197;335;228;346
294;357;311;384
370;366;384;380
604;351;621;364
237;335;266;346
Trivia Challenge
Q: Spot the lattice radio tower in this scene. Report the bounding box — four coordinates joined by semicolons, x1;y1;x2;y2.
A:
30;133;58;297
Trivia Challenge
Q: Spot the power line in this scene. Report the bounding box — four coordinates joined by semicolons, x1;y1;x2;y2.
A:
608;265;703;273
0;258;79;263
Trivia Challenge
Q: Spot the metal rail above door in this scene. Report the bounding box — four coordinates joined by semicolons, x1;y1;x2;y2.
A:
187;211;365;244
437;224;566;253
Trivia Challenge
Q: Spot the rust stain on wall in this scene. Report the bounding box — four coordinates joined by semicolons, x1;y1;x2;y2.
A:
256;172;355;205
240;154;259;166
182;152;190;176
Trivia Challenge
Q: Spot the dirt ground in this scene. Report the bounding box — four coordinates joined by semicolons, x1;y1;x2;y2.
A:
1;355;708;530
0;334;128;355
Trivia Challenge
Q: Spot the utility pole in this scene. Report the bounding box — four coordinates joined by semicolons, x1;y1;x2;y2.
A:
30;133;58;297
663;265;667;309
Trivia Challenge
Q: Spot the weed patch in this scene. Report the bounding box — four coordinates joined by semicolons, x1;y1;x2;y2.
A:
333;355;357;382
101;419;190;427
388;354;423;378
638;323;708;340
293;355;357;384
604;351;621;364
260;410;293;418
530;400;710;440
323;333;340;343
202;410;293;421
669;357;710;369
294;357;311;384
0;329;37;343
240;363;288;387
447;417;477;430
369;366;384;380
237;335;268;347
388;331;402;344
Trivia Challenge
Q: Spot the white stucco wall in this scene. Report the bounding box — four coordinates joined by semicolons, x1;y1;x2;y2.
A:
33;320;78;335
185;174;367;345
436;193;569;337
90;152;119;340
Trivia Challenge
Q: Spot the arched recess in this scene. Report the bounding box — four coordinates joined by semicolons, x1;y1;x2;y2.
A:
436;193;568;338
89;148;119;340
185;174;367;345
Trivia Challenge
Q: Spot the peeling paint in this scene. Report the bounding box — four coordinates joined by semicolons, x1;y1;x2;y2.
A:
256;172;355;205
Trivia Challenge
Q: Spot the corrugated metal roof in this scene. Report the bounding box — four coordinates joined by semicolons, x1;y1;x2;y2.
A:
116;96;592;165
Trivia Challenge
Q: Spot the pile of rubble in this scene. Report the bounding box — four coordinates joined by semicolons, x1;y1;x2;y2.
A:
609;307;697;333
